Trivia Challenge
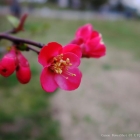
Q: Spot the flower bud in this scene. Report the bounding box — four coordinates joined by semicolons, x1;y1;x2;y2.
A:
0;50;17;77
16;51;31;84
16;65;31;84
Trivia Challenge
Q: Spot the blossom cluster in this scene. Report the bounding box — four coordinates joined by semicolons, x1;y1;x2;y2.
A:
0;23;106;93
70;23;106;58
0;47;31;84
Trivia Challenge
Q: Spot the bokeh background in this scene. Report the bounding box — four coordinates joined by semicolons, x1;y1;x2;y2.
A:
0;0;140;140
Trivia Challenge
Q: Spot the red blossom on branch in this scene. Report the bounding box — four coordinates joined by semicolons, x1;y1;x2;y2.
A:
70;24;106;58
38;42;82;92
0;14;107;93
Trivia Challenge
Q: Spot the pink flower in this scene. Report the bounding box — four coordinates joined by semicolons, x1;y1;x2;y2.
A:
16;51;31;84
0;49;17;77
38;42;82;92
71;24;106;58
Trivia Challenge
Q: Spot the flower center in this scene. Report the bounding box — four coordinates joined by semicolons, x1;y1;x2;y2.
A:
49;54;76;79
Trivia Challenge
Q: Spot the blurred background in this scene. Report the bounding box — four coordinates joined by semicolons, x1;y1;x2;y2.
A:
0;0;140;140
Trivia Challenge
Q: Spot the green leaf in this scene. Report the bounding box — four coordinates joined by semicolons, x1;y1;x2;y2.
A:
7;15;19;28
18;44;28;51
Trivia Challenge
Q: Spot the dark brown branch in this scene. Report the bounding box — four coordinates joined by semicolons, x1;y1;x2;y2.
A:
27;45;40;54
0;33;44;48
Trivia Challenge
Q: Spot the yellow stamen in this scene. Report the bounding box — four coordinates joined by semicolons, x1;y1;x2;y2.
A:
49;54;76;77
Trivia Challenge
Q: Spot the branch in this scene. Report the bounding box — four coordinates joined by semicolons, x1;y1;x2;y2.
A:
27;45;40;54
0;33;44;48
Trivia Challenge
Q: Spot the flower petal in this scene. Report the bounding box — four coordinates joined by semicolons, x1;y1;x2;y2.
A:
63;52;81;68
55;68;82;91
38;42;62;67
76;24;93;40
89;30;100;39
17;51;29;67
89;44;106;58
68;38;84;47
63;44;82;58
86;36;101;51
40;67;58;92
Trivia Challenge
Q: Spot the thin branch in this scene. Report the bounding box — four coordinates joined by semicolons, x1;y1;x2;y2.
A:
27;45;40;54
0;33;44;48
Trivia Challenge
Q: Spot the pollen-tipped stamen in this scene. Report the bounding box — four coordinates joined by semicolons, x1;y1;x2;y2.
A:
65;71;76;77
62;75;69;79
49;54;76;78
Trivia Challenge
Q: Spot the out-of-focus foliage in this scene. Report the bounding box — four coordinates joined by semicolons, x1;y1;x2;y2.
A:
0;72;62;140
0;0;5;5
25;20;49;35
80;0;108;10
47;0;57;3
7;15;20;28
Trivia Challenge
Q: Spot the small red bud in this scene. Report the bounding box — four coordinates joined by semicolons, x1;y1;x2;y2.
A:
0;50;17;77
16;51;31;84
16;65;31;84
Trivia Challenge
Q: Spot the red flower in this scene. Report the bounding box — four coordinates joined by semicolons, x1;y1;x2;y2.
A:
71;24;106;58
0;47;31;84
38;42;82;92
